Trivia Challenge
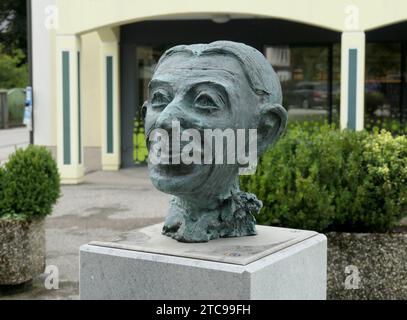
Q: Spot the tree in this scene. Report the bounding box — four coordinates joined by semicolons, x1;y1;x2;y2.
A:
0;44;28;89
0;0;27;57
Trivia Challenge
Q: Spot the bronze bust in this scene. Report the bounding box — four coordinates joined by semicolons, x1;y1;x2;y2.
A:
143;41;287;242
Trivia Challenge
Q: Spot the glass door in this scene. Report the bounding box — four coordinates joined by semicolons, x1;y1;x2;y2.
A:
365;43;402;133
264;45;332;126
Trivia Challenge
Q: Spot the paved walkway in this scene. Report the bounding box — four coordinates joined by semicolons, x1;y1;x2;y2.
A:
0;168;170;299
0;127;30;164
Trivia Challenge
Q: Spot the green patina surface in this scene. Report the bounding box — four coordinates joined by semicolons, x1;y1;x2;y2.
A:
348;49;357;130
78;51;82;164
106;56;113;154
144;41;288;242
62;51;71;165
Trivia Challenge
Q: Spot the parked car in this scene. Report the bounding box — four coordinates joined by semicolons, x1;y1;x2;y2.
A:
286;81;328;109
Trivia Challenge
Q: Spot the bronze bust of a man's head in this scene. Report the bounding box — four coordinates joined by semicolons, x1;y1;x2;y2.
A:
143;41;287;242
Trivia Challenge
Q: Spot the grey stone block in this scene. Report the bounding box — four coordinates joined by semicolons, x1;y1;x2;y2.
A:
80;224;327;300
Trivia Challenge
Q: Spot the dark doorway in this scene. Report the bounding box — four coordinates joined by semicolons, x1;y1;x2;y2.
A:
366;21;407;134
120;19;341;167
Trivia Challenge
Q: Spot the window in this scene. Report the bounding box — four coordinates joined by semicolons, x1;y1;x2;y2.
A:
265;45;340;126
365;43;402;133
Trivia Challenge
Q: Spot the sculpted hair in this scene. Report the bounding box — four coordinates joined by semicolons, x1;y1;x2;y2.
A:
154;41;282;105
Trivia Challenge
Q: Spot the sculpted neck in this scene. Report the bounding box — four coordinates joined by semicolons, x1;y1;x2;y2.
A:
162;177;262;243
175;176;241;215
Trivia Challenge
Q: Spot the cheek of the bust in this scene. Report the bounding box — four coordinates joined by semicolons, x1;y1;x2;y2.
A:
240;98;260;125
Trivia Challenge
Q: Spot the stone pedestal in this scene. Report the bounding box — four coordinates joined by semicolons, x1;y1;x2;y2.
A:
80;223;327;300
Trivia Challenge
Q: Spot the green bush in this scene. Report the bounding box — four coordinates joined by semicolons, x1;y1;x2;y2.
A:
240;124;407;233
0;166;4;213
365;117;406;136
0;44;28;89
0;145;61;220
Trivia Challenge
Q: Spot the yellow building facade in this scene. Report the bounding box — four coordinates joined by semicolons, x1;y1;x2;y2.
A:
31;0;407;183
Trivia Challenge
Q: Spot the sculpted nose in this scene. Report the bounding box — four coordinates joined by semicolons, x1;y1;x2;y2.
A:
155;103;180;131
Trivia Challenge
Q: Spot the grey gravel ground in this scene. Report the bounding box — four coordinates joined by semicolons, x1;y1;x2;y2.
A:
0;167;170;300
327;231;407;300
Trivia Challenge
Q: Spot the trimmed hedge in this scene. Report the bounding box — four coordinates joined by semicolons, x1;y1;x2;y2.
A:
240;124;407;233
0;145;60;220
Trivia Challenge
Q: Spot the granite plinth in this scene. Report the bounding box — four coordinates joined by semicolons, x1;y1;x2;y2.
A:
80;223;327;300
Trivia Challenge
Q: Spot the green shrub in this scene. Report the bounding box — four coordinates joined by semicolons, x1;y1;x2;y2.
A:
0;166;4;213
0;44;28;89
240;124;407;233
365;117;407;136
0;145;61;220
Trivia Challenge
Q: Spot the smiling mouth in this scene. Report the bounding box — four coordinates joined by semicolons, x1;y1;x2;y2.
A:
154;162;197;176
149;142;205;165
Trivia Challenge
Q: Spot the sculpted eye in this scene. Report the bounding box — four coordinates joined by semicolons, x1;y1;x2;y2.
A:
193;93;220;111
151;90;172;108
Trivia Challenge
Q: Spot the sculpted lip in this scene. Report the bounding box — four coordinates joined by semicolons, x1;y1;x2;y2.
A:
153;162;201;176
149;141;205;165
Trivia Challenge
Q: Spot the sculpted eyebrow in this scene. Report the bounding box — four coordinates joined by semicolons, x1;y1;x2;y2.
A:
149;79;172;91
190;81;230;106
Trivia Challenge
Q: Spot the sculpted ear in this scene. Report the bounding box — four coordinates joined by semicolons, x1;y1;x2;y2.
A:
257;104;287;155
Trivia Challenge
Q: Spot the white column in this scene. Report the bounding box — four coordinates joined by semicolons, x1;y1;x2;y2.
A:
56;35;85;184
98;28;121;171
340;31;365;130
32;0;57;147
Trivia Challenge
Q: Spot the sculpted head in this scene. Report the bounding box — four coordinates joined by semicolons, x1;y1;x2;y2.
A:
143;41;287;242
